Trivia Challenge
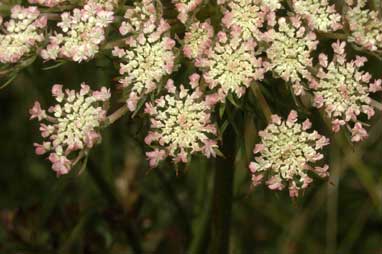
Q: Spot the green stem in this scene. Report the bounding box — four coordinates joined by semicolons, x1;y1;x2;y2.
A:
188;159;213;253
251;83;272;122
210;124;235;254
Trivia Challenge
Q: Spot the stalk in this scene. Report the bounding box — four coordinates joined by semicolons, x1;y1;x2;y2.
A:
210;124;236;254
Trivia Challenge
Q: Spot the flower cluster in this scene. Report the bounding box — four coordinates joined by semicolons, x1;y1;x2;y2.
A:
113;0;176;111
345;0;382;53
249;111;329;197
310;41;382;142
29;83;111;176
40;2;114;62
172;0;203;23
220;0;267;41
28;0;66;7
183;21;214;59
261;0;283;11
87;0;118;11
292;0;342;32
0;5;47;64
144;75;218;167
264;17;318;95
196;31;264;100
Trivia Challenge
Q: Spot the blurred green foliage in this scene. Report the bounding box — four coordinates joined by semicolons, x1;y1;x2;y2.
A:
0;52;381;254
0;0;382;253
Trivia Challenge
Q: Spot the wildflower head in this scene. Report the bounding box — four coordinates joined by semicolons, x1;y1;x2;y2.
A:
345;0;382;52
172;0;203;23
183;20;214;59
28;0;66;7
264;16;318;95
220;0;267;41
249;111;329;197
30;83;111;176
196;31;264;101
40;2;114;62
292;0;342;32
0;5;47;64
310;41;381;142
144;75;218;167
261;0;283;11
113;0;176;112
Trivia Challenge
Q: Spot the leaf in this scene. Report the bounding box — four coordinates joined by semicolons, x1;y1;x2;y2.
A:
132;96;147;118
0;74;17;90
220;120;229;136
214;148;226;158
43;61;67;71
77;155;88;176
227;93;241;109
219;103;226;119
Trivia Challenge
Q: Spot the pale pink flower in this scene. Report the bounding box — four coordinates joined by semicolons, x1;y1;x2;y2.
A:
113;1;176;112
183;21;214;59
172;0;203;23
41;2;114;62
310;41;381;142
196;31;264;100
292;0;342;32
144;75;218;167
249;111;329;197
30;83;110;175
0;6;47;64
265;17;318;92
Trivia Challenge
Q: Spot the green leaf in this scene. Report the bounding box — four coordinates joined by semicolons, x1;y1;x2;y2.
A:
0;74;17;90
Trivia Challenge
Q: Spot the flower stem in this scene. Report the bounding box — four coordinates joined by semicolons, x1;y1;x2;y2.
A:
107;105;129;125
210;124;235;254
251;83;272;122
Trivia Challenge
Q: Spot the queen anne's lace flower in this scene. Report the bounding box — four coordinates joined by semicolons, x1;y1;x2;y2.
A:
144;75;218;167
172;0;203;23
345;0;382;53
183;21;213;59
0;6;47;64
249;111;329;197
196;31;264;101
264;17;318;95
221;0;267;40
261;0;283;11
28;0;67;7
29;83;111;176
87;0;118;10
112;0;176;111
40;2;114;62
310;41;382;142
292;0;342;32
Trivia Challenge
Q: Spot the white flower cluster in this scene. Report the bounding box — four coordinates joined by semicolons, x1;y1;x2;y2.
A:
0;5;47;64
261;0;283;11
310;41;382;142
264;17;318;95
183;21;214;59
30;83;111;175
41;2;114;62
144;75;217;167
172;0;203;23
249;111;329;197
345;0;382;52
196;31;264;100
292;0;342;32
28;0;66;7
112;0;176;111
